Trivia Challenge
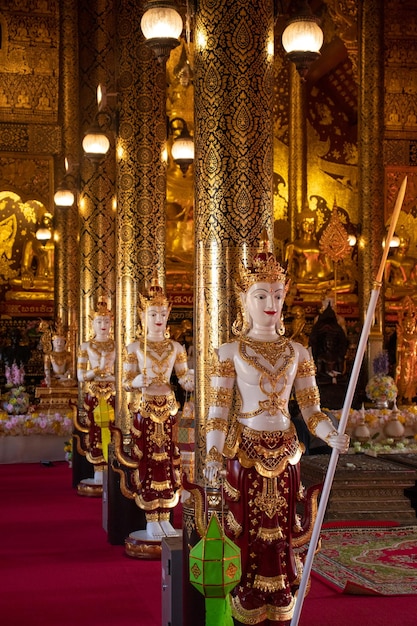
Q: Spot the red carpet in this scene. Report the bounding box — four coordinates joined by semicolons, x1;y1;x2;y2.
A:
0;462;161;626
312;524;417;595
1;461;417;626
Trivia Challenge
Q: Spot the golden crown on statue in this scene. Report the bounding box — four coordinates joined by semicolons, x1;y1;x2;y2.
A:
93;295;113;318
138;273;171;310
238;236;288;291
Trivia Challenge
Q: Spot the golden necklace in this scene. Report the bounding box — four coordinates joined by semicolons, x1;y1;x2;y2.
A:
89;339;115;355
239;336;294;372
140;338;173;358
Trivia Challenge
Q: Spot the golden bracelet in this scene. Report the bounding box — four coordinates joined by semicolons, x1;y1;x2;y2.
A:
205;446;223;464
206;418;229;434
296;385;320;409
211;386;234;407
324;430;339;444
78;361;87;370
123;369;136;384
306;412;332;436
296;358;316;379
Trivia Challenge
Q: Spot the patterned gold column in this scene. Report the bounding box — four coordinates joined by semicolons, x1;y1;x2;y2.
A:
194;0;275;480
78;1;116;354
115;0;167;433
54;0;80;344
358;0;385;373
288;64;307;239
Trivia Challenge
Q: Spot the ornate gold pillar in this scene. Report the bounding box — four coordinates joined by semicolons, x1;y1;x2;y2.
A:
115;0;167;433
358;0;385;374
78;0;116;346
194;0;275;480
288;64;307;239
54;0;80;341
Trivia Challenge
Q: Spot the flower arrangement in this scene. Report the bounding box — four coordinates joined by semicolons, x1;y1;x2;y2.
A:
365;351;397;405
5;362;25;388
1;386;30;416
1;362;30;416
333;406;417;454
0;412;73;437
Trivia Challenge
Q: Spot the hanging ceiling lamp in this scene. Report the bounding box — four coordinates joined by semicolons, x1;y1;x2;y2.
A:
281;0;323;80
170;117;194;175
54;187;75;207
82;123;111;165
141;0;183;64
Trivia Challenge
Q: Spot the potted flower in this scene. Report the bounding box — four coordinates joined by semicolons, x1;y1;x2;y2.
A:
1;362;30;416
365;351;397;409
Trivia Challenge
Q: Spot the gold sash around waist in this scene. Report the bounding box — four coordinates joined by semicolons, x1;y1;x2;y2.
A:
224;420;304;478
140;391;180;423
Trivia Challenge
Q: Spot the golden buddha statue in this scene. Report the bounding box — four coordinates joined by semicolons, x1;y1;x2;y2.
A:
286;208;357;302
385;227;417;302
40;319;75;388
395;296;417;404
289;304;309;347
7;212;54;300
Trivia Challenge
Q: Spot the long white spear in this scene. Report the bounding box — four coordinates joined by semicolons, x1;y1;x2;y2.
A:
291;175;408;626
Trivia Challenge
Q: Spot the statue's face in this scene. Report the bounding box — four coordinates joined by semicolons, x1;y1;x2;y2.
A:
244;281;285;330
301;217;316;234
145;305;170;336
52;336;66;351
93;315;112;340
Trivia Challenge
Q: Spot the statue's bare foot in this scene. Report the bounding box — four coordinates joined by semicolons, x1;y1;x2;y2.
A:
160;520;179;537
146;521;165;539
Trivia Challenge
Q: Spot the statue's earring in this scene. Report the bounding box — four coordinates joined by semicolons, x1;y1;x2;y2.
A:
232;308;250;336
164;326;171;339
278;315;285;336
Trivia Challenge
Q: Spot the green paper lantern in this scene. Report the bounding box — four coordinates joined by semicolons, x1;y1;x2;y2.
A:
189;514;241;626
189;513;241;597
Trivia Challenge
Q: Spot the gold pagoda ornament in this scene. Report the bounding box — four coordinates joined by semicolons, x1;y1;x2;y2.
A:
319;206;351;263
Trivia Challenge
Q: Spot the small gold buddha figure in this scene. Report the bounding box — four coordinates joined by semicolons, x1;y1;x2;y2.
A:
385;227;417;301
395;296;417;404
8;212;54;300
286;208;357;302
286;209;333;294
289;304;309;347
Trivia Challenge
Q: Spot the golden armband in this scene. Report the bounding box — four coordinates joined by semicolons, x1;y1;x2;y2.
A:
306;411;333;436
206;418;229;435
295;385;320;409
211;354;235;378
176;350;188;365
205;446;223;464
296;358;316;378
211;386;234;407
78;361;87;370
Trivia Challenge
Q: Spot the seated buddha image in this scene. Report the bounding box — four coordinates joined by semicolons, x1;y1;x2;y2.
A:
165;201;193;290
286;208;357;302
385;226;417;303
8;212;54;301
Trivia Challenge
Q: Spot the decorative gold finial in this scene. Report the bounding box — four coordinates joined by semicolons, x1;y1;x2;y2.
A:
138;272;170;310
237;233;288;291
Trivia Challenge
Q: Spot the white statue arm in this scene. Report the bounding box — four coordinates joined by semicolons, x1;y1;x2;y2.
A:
174;344;194;392
123;343;140;390
204;346;236;485
77;344;93;382
294;345;349;453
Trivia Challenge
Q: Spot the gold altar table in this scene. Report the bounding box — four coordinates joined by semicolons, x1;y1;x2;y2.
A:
300;454;417;524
